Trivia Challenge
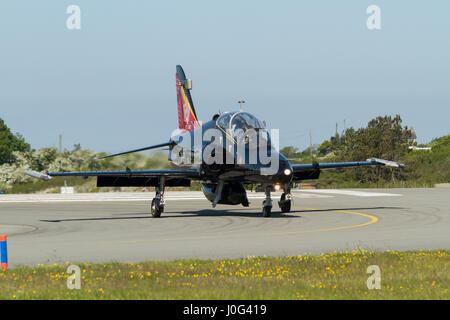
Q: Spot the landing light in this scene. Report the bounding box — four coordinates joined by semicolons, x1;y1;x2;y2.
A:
274;184;281;191
284;168;292;176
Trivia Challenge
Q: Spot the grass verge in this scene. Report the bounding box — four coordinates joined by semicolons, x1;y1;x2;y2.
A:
1;250;448;300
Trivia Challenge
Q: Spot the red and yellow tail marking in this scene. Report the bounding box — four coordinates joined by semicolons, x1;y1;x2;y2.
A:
176;74;199;132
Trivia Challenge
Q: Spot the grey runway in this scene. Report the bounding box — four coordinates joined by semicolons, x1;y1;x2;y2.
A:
0;189;449;268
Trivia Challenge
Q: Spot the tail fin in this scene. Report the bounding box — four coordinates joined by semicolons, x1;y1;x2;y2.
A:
176;65;199;131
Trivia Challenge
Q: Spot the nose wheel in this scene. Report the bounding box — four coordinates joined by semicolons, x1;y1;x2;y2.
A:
262;186;273;217
263;205;272;217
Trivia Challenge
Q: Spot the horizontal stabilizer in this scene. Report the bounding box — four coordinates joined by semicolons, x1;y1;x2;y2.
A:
99;141;175;159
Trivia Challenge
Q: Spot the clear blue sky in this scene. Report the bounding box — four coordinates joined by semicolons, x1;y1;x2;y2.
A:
1;0;449;153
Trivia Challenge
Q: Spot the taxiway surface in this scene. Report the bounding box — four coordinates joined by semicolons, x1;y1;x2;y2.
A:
0;189;448;267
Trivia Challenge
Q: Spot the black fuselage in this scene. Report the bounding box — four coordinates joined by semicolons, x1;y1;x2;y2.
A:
168;119;293;186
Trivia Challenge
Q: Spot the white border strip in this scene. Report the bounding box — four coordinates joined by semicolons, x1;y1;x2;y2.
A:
297;189;401;197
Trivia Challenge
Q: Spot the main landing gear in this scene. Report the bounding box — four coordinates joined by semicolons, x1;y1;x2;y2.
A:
278;189;292;213
151;177;165;218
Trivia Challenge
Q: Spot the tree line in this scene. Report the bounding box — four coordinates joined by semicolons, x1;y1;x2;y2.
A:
282;115;449;187
0;117;169;191
1;115;448;191
0;118;31;165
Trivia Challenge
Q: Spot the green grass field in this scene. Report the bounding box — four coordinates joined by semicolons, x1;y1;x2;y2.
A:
1;250;448;300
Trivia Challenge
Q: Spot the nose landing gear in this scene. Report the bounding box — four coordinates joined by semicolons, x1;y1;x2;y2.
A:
262;186;273;217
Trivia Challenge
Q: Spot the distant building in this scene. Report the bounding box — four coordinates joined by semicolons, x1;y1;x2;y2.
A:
409;146;431;151
408;127;417;145
406;127;431;151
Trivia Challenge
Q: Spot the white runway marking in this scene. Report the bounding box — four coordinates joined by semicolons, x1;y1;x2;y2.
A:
297;189;401;197
0;191;330;203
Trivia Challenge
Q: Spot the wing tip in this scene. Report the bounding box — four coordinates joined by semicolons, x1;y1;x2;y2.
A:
24;170;52;181
367;158;406;168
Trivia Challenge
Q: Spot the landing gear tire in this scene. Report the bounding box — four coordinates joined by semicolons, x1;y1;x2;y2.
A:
279;193;291;213
263;205;272;217
262;185;273;217
152;177;165;218
151;198;162;218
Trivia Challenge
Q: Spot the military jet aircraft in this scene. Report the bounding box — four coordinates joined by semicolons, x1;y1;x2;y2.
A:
25;65;404;217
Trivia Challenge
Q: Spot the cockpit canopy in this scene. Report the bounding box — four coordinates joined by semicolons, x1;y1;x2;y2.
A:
216;111;264;134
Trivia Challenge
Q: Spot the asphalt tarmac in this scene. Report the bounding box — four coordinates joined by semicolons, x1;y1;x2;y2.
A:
0;189;448;268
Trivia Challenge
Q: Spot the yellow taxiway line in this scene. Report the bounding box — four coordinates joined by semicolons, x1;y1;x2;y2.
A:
95;207;379;245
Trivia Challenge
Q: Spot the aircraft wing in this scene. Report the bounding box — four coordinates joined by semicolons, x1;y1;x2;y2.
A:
24;168;201;187
291;158;405;181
